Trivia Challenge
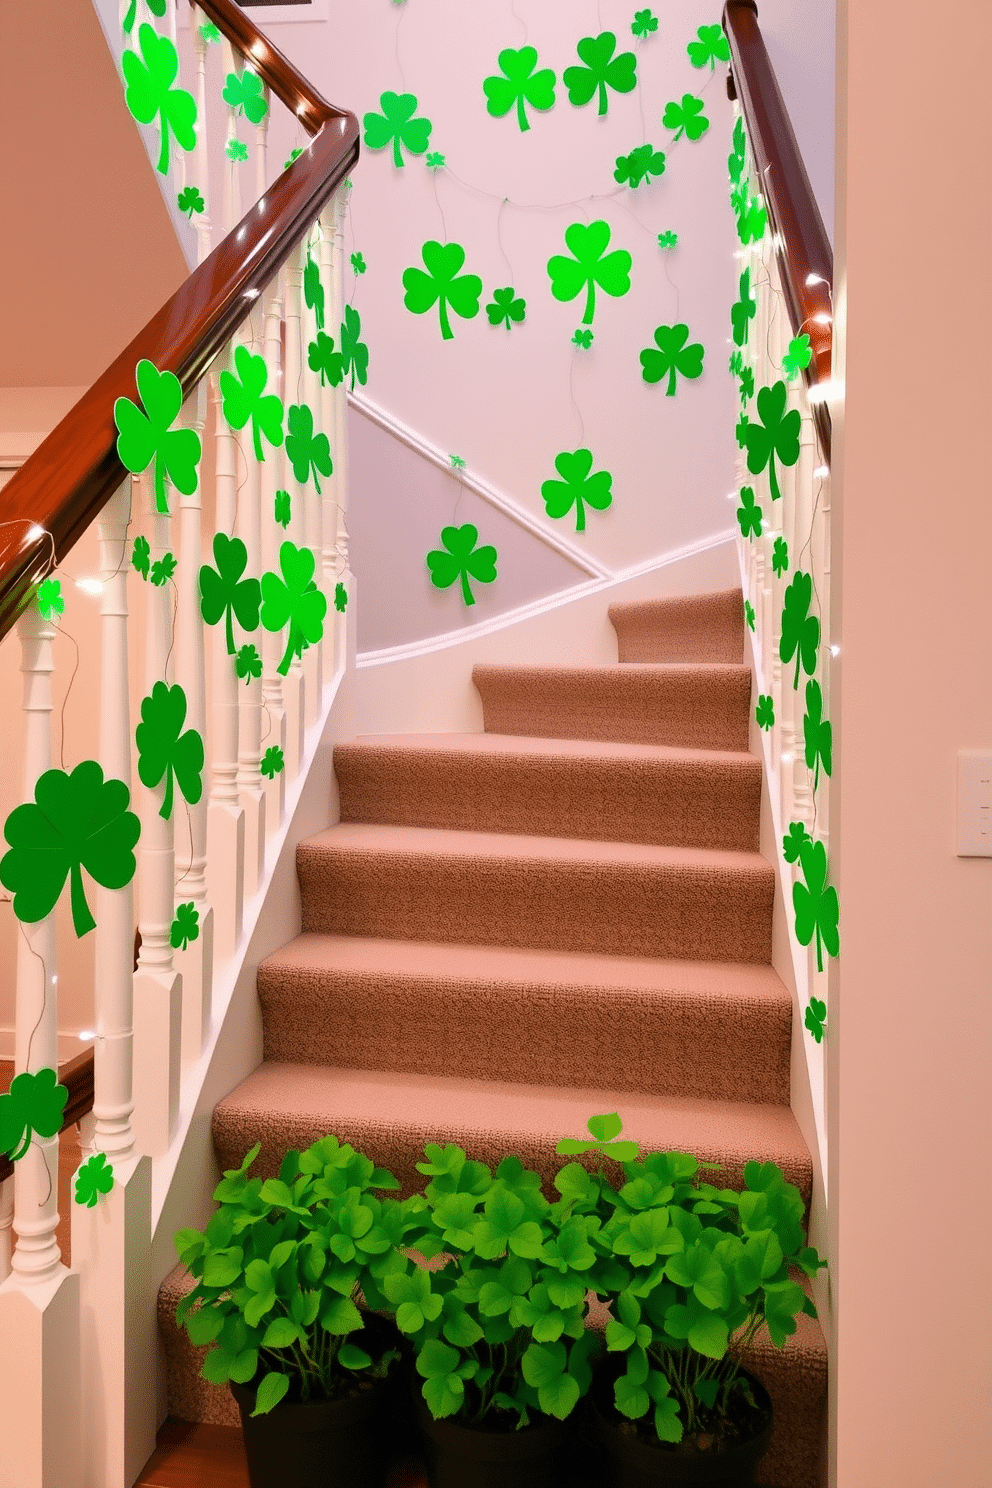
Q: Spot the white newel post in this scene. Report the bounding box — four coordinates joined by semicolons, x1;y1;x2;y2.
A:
0;604;82;1488
260;277;288;829
235;320;267;898
282;245;307;777
332;187;355;678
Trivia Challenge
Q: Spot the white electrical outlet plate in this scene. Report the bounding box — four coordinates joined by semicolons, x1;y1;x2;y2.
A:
956;751;992;857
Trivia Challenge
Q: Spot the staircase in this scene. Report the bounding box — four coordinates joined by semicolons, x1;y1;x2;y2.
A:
159;586;827;1488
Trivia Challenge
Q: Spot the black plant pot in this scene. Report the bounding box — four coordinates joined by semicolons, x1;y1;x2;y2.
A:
414;1390;567;1488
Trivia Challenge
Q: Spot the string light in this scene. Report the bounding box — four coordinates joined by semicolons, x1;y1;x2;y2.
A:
813;465;829;479
812;312;831;325
78;1029;95;1042
781;752;794;764
830;645;841;657
805;273;827;288
75;578;104;594
807;379;842;404
26;525;45;542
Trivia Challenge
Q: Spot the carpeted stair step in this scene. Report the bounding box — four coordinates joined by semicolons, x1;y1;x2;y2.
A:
297;824;774;962
609;587;745;664
472;663;751;750
335;733;761;852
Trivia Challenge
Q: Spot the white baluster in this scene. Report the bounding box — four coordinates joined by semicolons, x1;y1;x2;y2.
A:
301;224;324;725
332;186;355;678
260;277;288;829
235;317;267;898
282;247;307;777
318;204;339;691
221;38;242;234
0;1179;12;1284
189;4;214;265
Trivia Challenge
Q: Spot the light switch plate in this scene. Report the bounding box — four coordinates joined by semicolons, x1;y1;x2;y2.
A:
957;751;992;857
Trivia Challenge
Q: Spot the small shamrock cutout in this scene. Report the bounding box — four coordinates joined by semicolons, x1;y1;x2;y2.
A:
779;571;820;689
150;551;177;587
663;94;709;143
334;582;348;613
548;221;631;327
426;526;497;607
556;1112;639;1164
736;485;762;539
739;366;755;404
122;24;197;176
284;147;304;170
731;267;756;346
755;694;775;730
274;490;291;529
572;329;594;349
657;230;678;249
772;536;789;576
74;1151;115;1208
114;358;202;516
136;682;204;821
260;541;328;675
403;241;482;341
199;21;220;43
37;578;64;623
564;32;637;118
225;139;248;163
132;535;150;578
804;997;827;1043
730;181;750;222
737;191;768;245
286;404;332;494
639;323;705;396
170;901;199;950
486;287;527;330
631;10;659;39
222;70;268;125
744;599;755;631
728;349;743;377
728;116;746;181
351;251;366;275
260;746;285;779
307;331;344;388
614;144;666;188
304;255;324;330
220;346;284;462
450;454;466;469
199;533;261;655
687;24;731;70
802;680;832;788
363;91;432;167
782;821;812;864
235;643;262;684
744;381;802;502
783;334;813;380
483;47;556;133
793;838;839;972
425;151;445;169
340;306;369;389
736;412;750;449
0;1069;68;1162
177;186;205;219
541;449;613;533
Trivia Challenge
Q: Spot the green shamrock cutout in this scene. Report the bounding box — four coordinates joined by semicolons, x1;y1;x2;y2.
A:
426;525;497;607
260;746;284;779
304;255;324;331
351;252;366;275
730;181;749;221
136;682;204;822
639;323;705;396
572;329;594;349
274;490;291;529
170;901;199;950
199;21;220;43
772;536;789;576
657;230;678;249
547;221;631;327
783;334;813;380
340;306;369;389
0;1069;68;1162
728;116;746;181
687;24;731;70
541;449;613;533
177;186;205;219
779;571;820;689
731;267;756;347
260;541;328;675
483;47;556;132
114;359;202;516
755;695;774;730
804;997;827;1043
199;533;261;655
736;485;762;539
803;680;832;788
0;762;140;938
631;10;658;39
793;838;839;971
739;366;755;404
150;552;177;587
782;822;811;864
235;643;262;684
563;33;637;117
75;1151;115;1207
363;92;432;167
37;578;64;623
614;144;666;187
728;349;743;377
284;147;303;170
737;191;768;245
220;346;284;463
307;332;344;388
450;454;466;469
736;412;750;448
132;535;151;578
744;381;801;502
486;287;526;329
334;582;348;613
225;139;248;163
744;599;755;631
556;1112;639;1164
425;152;445;169
403;241;482;341
122;24;196;176
663;94;709;143
222;70;268;124
285;404;332;493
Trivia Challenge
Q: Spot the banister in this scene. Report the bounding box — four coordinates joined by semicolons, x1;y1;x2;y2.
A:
0;0;359;648
723;0;833;460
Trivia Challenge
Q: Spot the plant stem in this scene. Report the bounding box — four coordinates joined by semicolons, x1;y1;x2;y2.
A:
459;568;475;606
69;860;96;937
517;94;530;132
582;280;596;325
438;296;454;341
160;764;175;821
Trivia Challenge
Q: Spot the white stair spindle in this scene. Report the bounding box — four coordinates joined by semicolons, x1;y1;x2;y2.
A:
260;277;288;829
189;4;214;265
235;317;267;898
332;187;354;678
319;202;340;689
0;1179;12;1284
301;225;324;726
282;248;307;777
221;39;242;235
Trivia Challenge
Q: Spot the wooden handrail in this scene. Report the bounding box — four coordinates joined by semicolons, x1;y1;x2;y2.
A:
723;0;833;460
0;0;359;648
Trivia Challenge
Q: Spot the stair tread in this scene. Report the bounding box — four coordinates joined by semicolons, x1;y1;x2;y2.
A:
341;732;760;769
474;662;751;680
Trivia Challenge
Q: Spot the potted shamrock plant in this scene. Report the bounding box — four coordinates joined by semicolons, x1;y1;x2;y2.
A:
173;1134;425;1488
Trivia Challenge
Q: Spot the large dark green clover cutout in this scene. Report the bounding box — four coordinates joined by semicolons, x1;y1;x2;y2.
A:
793;838;839;972
483;48;556;132
222;69;268;125
486;288;526;329
779;571;820;689
563;33;637;117
0;1070;68;1162
402;241;482;341
663;94;709;142
426;526;497;607
728;116;746;182
541;450;613;532
340;306;369;388
547;221;631;327
199;532;261;655
744;381;801;502
363;91;432;167
260;541;328;676
136;683;204;821
731;267;756;346
0;762;140;939
687;24;731;70
304;255;324;331
308;332;344;388
122;24;197;176
286;405;332;493
614;144;666;187
220;347;283;463
114;359;201;515
803;680;832;788
639;324;704;395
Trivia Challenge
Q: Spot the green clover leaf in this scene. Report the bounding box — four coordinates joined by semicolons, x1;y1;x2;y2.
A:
149;551;177;587
793;839;839;972
37;578;64;623
260;746;284;779
782;821;812;865
199;21;220;43
426;525;497;607
177;185;205;219
802;680;832;789
728;116;747;181
274;490;291;529
804;997;827;1043
639;323;705;396
572;329;594;349
564;32;637;117
74;1151;114;1207
199;532;261;655
0;1069;68;1162
614;143;666;188
284;147;303;170
687;24;731;70
235;643;262;684
260;541;328;675
779;571;820;689
737;189;768;245
136;682;204;822
657;230;678;249
425;151;445;169
730;181;749;221
114;359;202;515
731;267;756;347
363;91;432;167
631;10;659;39
307;331;344;389
403;241;482;342
449;454;466;469
663;93;709;143
334;582;348;613
541;449;613;533
547;220;631;327
351;251;366;275
0;762;140;938
728;349;743;377
736;485;762;539
744;599;755;631
736;411;750;448
285;404;332;494
222;69;268;124
304;255;324;331
739;366;755;405
170;901;199;950
132;535;151;579
755;694;775;730
220;346;284;463
556;1112;640;1164
772;536;789;576
483;47;556;132
486;287;527;329
122;24;197;175
340;306;369;389
225;139;248;163
783;334;813;380
744;380;801;502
